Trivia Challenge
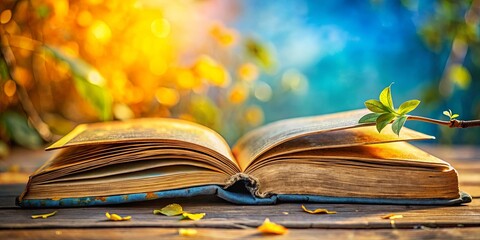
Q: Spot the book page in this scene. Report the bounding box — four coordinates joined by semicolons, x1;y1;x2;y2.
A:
253;125;434;163
263;142;451;170
25;166;229;199
47;118;236;166
43;159;221;183
233;109;372;170
245;142;458;200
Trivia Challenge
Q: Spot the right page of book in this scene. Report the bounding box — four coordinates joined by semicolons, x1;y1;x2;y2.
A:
247;141;459;200
271;142;450;169
233;109;370;170
233;109;436;171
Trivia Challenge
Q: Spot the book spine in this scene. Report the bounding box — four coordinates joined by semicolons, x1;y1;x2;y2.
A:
224;173;269;198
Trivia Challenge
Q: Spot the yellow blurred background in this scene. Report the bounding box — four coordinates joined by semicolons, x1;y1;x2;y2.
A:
0;0;306;154
2;0;480;158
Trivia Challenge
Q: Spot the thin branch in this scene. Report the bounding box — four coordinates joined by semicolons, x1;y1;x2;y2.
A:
407;115;480;128
0;28;53;142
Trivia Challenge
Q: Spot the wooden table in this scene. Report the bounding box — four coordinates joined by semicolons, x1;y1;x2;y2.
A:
1;145;479;239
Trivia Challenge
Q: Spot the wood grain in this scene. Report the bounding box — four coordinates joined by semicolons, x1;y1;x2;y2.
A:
1;187;479;229
2;227;480;240
0;145;479;240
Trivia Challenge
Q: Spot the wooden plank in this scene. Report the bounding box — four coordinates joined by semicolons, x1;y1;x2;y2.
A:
0;148;52;185
1;195;479;229
0;184;24;208
0;196;17;209
2;227;480;240
0;148;53;173
0;184;23;196
1;145;479;231
417;145;480;161
461;187;480;198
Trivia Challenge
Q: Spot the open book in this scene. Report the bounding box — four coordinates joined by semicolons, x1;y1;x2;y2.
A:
17;109;471;207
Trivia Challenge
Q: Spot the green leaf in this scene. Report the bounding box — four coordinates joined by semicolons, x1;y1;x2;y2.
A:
442;109;459;120
365;99;390;113
379;84;394;111
359;113;382;123
36;4;50;19
0;59;9;81
45;46;112;121
392;115;408;136
398;100;420;115
73;76;112;121
376;113;395;133
0;112;42;149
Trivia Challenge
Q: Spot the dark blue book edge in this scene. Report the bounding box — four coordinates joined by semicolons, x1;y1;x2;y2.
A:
16;181;472;208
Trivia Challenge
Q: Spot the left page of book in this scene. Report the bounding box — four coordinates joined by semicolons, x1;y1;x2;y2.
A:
46;118;237;167
21;118;242;200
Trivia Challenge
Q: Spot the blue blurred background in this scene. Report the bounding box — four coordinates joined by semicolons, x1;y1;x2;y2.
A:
234;0;480;144
0;0;479;152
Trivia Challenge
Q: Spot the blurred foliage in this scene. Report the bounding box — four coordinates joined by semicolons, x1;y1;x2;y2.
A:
0;0;306;154
410;0;479;99
1;0;479;154
0;111;42;149
405;0;480;143
415;0;478;51
46;46;113;121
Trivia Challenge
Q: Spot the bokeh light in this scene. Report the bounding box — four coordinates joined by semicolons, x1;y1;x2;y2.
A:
0;0;479;151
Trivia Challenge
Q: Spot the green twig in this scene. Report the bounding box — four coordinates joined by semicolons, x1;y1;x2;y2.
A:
407;115;480;128
359;84;480;135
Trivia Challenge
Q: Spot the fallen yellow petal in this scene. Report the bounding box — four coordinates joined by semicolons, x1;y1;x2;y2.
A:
154;203;183;216
181;212;206;221
105;212;131;221
31;211;57;219
381;213;403;220
257;218;288;235
178;228;198;236
110;214;123;221
301;205;336;214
